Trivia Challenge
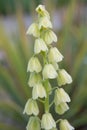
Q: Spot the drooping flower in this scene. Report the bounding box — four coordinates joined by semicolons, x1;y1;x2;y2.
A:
32;83;46;99
48;47;63;63
26;23;40;37
55;102;69;115
54;88;71;105
26;116;40;130
34;38;48;54
52;62;59;70
36;4;50;19
41;113;56;129
60;119;74;130
57;69;72;86
23;98;39;116
28;73;41;87
27;57;42;73
39;16;52;29
42;64;58;79
43;30;57;44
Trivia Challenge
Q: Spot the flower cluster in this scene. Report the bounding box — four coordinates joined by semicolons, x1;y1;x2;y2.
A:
24;5;74;130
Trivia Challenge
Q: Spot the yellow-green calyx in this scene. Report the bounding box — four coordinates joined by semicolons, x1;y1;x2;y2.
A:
23;4;74;130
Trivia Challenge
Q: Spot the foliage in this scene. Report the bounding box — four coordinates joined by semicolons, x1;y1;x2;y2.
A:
0;0;87;130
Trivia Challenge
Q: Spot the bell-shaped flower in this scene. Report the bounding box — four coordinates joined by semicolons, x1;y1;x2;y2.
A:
55;102;69;115
26;116;40;130
27;57;42;73
39;16;52;29
43;30;57;45
41;113;56;129
34;38;48;54
48;47;63;63
43;80;52;95
36;5;50;19
57;69;72;86
52;62;59;70
54;88;71;105
26;23;40;37
32;83;46;99
60;119;74;130
23;98;39;116
42;64;58;79
28;73;41;87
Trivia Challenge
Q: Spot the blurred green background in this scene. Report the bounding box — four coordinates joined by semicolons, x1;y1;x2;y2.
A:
0;0;87;130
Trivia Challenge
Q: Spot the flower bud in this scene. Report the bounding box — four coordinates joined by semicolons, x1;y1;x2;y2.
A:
41;113;56;129
60;119;74;130
43;30;57;44
26;116;40;130
55;102;69;115
39;16;52;29
27;57;42;73
48;47;63;63
34;38;48;54
57;69;72;86
26;23;40;37
32;83;46;99
54;88;71;105
36;5;50;19
42;64;58;79
23;99;39;116
28;73;41;87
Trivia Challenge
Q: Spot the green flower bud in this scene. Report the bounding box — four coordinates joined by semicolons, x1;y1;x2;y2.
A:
39;16;52;29
41;113;56;129
26;116;40;130
28;73;41;87
34;38;48;54
54;88;70;105
48;47;63;63
60;119;74;130
32;83;46;99
43;30;57;45
36;5;50;19
57;69;72;86
55;102;69;115
27;57;42;73
42;64;58;79
26;23;40;37
23;99;39;116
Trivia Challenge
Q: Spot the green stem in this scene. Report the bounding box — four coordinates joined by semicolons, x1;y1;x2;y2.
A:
45;92;49;113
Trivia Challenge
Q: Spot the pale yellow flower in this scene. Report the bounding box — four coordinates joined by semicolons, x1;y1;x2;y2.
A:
60;119;74;130
57;69;72;86
55;102;69;115
41;113;56;129
28;73;41;87
54;88;71;105
27;57;42;73
43;30;57;44
42;64;58;79
34;38;48;54
23;99;39;116
32;83;46;99
39;16;52;29
26;23;40;37
48;47;63;63
26;116;40;130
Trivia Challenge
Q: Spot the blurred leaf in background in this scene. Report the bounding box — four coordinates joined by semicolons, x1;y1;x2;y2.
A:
0;0;87;130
